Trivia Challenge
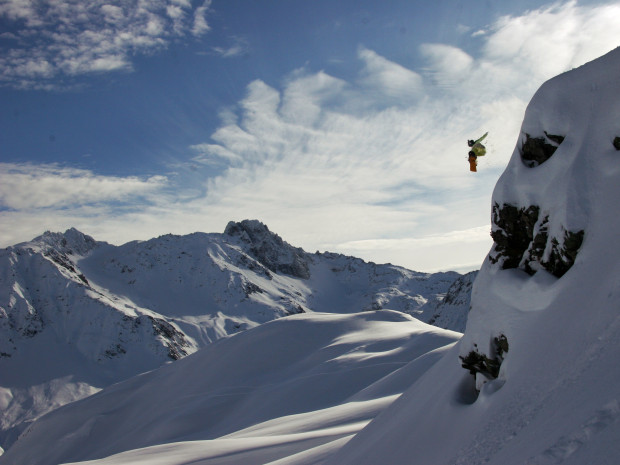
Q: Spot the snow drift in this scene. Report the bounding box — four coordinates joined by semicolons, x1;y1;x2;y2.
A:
1;311;460;465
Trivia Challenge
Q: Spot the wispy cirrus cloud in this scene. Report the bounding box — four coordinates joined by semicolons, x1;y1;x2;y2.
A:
419;43;474;89
0;163;167;210
212;35;249;58
182;1;620;271
357;46;424;102
0;162;170;247
3;1;620;272
0;0;212;89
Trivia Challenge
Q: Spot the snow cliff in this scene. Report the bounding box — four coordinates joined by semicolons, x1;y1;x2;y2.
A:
427;270;476;333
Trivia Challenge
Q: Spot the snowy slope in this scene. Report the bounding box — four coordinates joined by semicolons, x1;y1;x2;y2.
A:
0;311;460;465
0;220;464;453
427;270;477;333
323;46;620;465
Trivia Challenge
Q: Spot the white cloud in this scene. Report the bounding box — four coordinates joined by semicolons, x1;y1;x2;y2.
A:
482;1;620;83
419;43;473;88
0;0;212;89
101;5;124;24
212;44;245;57
165;4;184;19
280;70;347;126
3;1;620;272
336;225;493;272
212;35;249;58
357;46;424;101
0;163;167;210
190;143;244;166
175;1;620;271
0;0;35;23
193;0;212;36
456;24;472;35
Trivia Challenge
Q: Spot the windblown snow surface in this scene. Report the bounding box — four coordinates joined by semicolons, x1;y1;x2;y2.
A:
3;47;620;465
2;311;460;465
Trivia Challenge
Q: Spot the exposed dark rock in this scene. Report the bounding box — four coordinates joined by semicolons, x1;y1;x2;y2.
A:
103;344;127;358
282;299;307;315
237;254;273;279
442;271;476;306
39;228;99;256
543;229;585;277
613;136;620;150
520;132;564;167
490;203;540;269
277;261;310;279
129;315;191;360
148;317;190;360
45;249;77;274
460;334;509;385
44;249;89;286
490;204;584;277
523;215;549;275
243;281;264;297
10;307;45;339
290;305;306;314
427;271;477;332
21;326;40;338
225;220;311;279
544;131;565;146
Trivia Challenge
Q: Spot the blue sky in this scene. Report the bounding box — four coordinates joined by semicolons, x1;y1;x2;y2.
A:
1;0;620;272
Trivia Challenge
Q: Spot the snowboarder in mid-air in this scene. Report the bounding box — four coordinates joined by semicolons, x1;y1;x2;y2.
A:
468;132;488;172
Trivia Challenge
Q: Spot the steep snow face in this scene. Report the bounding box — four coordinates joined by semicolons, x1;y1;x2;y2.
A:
427;270;477;333
0;221;465;454
463;45;620;367
0;311;460;465
487;46;620;277
324;47;620;465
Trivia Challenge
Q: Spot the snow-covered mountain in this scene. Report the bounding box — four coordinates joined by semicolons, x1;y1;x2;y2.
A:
4;45;619;465
427;270;476;333
0;219;462;453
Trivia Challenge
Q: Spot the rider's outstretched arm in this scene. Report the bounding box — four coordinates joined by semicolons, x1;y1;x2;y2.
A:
475;132;488;144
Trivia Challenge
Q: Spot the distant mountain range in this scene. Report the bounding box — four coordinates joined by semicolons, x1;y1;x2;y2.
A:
0;219;472;452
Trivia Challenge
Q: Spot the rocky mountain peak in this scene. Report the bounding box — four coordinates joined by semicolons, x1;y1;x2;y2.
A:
224;219;272;240
33;228;99;256
224;220;311;279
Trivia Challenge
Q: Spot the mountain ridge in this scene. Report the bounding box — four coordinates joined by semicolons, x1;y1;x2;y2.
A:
0;220;467;453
